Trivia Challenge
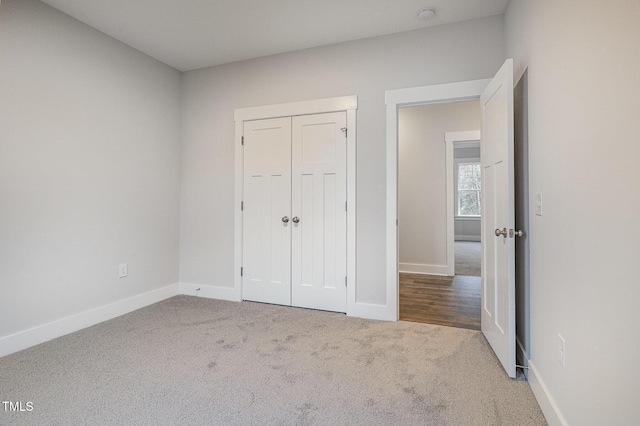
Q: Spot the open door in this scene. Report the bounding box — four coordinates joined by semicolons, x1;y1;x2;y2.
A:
481;59;516;378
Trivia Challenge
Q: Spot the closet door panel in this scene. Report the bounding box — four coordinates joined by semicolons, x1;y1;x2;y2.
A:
291;112;347;312
242;117;292;305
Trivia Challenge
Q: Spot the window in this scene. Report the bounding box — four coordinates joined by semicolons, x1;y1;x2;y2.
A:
456;161;481;216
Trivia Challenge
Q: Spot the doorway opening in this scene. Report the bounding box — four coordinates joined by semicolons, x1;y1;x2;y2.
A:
396;101;482;330
388;61;522;378
384;78;491;325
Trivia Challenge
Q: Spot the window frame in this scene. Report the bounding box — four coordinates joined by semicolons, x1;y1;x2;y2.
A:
454;157;482;218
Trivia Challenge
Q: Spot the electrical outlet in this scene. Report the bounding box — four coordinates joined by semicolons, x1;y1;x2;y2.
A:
558;334;566;368
118;263;128;278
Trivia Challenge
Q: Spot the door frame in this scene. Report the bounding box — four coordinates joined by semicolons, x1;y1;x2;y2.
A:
446;130;482;276
233;96;357;313
385;80;490;320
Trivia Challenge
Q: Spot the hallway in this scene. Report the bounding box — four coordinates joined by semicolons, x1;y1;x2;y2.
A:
399;273;481;330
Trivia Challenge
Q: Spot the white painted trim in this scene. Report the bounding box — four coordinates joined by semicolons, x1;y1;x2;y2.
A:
386;81;490;107
233;119;244;303
399;263;452;276
455;235;481;242
453;140;481;149
528;360;568;426
348;302;396;321
0;284;180;358
385;102;400;321
386;79;490;320
455;216;481;221
180;282;241;302
445;135;455;276
234;96;358;317
345;109;358;318
234;96;357;122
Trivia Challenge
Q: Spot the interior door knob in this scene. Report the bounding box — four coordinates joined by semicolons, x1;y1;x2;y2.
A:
495;228;508;238
282;216;289;223
510;229;525;238
292;217;300;224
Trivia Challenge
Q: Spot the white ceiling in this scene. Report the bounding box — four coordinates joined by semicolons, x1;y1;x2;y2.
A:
40;0;509;72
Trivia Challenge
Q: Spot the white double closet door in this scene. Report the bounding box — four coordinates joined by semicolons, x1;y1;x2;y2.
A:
242;111;347;313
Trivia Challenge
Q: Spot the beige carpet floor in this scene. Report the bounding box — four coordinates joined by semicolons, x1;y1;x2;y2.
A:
0;296;546;425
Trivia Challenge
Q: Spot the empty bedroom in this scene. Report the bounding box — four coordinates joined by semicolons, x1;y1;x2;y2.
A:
2;0;638;425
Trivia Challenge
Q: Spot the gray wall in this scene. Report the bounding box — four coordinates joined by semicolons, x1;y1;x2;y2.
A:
398;101;480;271
180;17;504;304
0;0;182;338
506;0;640;423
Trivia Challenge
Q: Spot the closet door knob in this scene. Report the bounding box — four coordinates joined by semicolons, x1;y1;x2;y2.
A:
292;217;300;224
282;216;289;223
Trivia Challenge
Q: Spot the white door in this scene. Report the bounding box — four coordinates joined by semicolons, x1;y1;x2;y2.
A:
242;117;292;306
481;59;516;378
291;112;347;312
242;113;347;313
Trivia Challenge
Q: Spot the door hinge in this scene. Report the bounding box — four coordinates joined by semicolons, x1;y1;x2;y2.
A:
241;267;243;276
345;201;347;212
345;276;347;287
341;127;347;138
241;136;244;145
241;201;244;211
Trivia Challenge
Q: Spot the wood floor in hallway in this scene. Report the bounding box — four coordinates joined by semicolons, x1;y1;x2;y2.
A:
399;273;481;330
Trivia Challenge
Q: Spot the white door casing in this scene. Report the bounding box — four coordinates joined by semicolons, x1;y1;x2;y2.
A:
481;58;516;378
385;79;491;322
242;117;292;306
291;112;347;312
234;96;356;316
240;108;350;313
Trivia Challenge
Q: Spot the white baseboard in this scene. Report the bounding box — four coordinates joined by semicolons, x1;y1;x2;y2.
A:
0;284;180;358
1;281;395;358
455;235;481;242
528;360;567;426
181;282;395;321
180;282;241;302
399;262;452;276
348;301;396;321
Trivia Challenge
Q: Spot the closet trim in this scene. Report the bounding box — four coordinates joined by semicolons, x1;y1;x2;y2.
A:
233;96;358;315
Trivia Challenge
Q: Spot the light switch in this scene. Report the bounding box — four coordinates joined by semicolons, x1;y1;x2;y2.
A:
535;192;543;216
119;263;128;278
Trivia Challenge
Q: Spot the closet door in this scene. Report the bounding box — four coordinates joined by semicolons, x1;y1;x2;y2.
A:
291;112;347;312
242;117;292;305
